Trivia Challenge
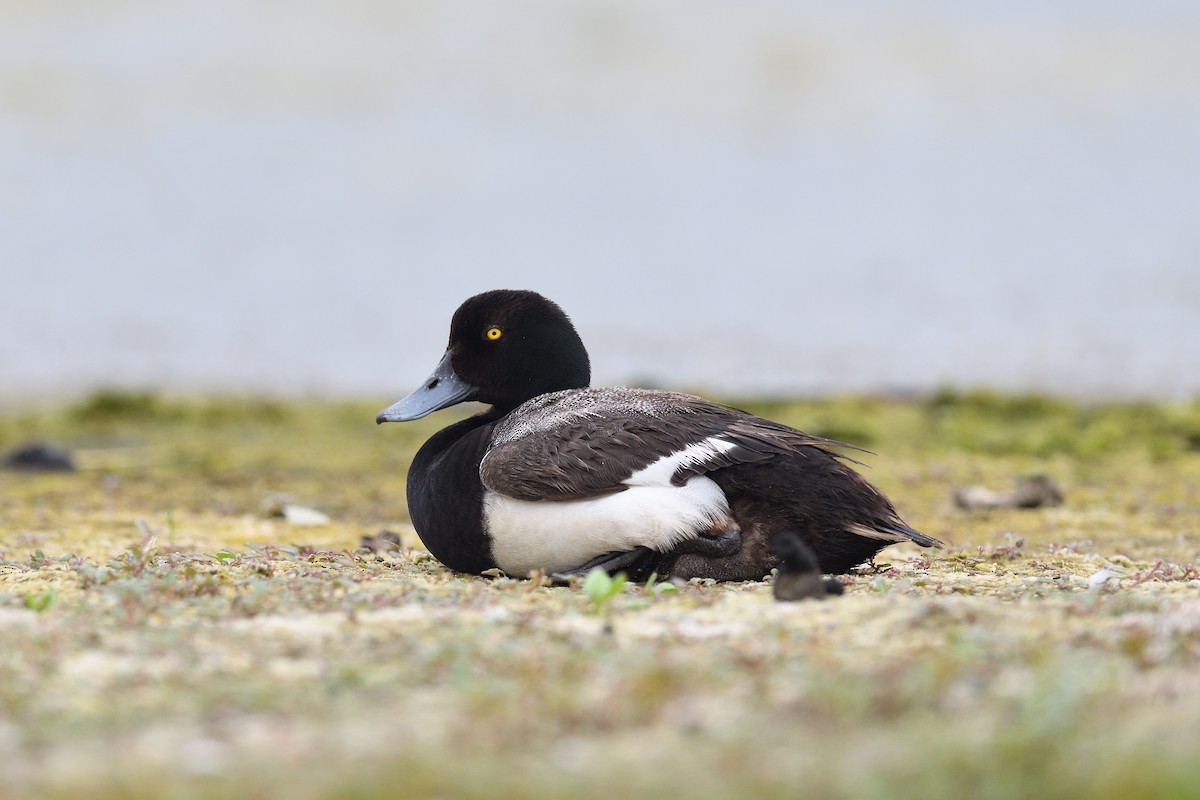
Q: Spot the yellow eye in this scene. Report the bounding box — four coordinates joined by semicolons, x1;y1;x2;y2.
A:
485;326;503;341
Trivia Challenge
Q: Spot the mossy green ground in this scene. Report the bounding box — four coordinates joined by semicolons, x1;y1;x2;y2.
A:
2;391;1200;799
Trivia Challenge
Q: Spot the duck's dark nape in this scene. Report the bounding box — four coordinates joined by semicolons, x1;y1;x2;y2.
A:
378;289;941;585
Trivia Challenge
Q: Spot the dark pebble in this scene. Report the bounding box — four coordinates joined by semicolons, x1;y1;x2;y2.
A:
5;442;76;472
772;531;842;601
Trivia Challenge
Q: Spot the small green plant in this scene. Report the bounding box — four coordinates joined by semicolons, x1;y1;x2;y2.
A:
582;568;627;615
24;590;58;613
214;549;240;564
643;572;679;599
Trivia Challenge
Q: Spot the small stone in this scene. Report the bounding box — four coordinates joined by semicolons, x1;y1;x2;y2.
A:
953;475;1064;511
1011;475;1065;508
261;494;331;525
772;532;841;601
360;531;402;553
1087;569;1120;591
4;442;75;472
281;505;331;526
952;486;1011;511
260;493;293;516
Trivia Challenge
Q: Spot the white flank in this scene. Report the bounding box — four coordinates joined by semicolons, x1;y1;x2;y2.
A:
484;475;734;577
623;436;737;488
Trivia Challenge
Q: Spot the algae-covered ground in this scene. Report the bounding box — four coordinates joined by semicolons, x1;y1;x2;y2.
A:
2;390;1200;799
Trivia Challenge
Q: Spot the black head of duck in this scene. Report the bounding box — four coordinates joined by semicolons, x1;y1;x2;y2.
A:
378;289;941;583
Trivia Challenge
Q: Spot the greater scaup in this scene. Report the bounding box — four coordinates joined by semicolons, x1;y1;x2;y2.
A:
377;289;941;581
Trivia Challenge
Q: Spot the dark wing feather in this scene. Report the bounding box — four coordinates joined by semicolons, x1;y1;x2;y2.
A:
479;389;866;502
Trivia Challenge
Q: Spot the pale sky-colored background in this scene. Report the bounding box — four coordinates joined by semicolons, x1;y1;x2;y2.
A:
3;0;1198;400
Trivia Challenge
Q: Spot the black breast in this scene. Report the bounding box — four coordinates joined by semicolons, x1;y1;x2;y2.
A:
406;415;499;574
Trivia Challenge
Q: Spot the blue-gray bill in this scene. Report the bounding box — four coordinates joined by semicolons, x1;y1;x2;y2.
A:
376;350;477;423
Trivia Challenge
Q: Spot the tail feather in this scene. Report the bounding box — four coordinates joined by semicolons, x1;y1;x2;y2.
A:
847;521;943;549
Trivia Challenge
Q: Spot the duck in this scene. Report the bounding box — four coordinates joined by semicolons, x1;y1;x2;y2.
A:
377;289;941;582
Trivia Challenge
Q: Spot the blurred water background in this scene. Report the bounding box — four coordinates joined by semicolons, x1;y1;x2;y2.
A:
2;0;1198;401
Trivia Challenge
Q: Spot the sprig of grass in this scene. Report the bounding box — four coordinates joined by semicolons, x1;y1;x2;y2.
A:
643;572;678;599
582;568;627;615
23;590;58;613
